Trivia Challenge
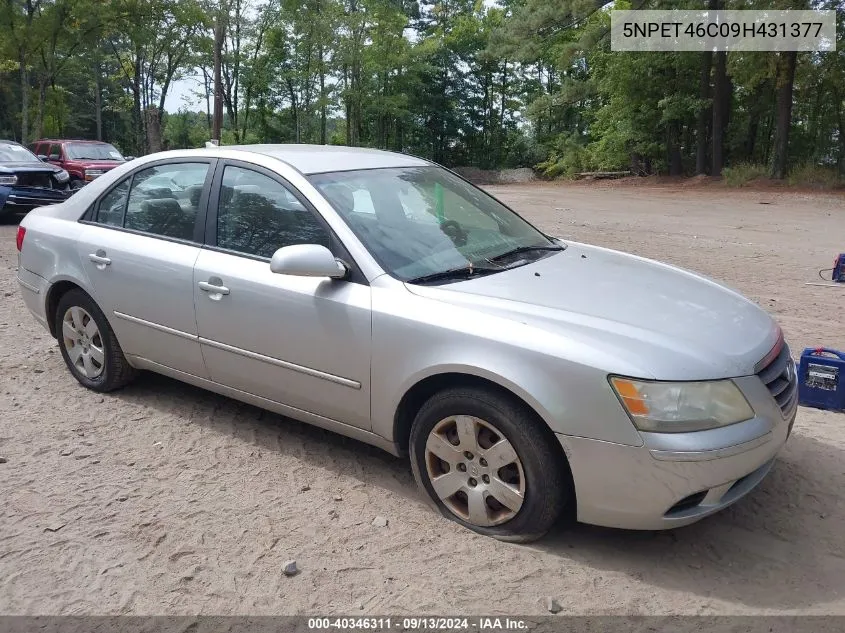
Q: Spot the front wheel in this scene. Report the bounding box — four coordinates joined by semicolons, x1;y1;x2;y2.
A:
55;289;137;392
409;387;570;542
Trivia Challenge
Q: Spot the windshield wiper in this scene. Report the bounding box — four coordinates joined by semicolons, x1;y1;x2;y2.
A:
489;243;564;263
406;264;499;285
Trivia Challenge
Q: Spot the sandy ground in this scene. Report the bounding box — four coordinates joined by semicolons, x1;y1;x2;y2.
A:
1;183;844;616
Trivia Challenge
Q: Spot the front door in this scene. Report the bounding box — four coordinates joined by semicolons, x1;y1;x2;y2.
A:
193;162;372;428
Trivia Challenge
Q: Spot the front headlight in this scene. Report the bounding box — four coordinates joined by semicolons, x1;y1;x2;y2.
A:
55;169;70;183
0;175;18;186
610;377;754;433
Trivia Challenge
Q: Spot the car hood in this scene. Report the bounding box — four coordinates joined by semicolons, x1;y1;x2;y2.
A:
404;241;780;381
0;161;61;174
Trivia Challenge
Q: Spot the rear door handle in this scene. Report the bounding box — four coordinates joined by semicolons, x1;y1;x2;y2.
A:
88;253;111;266
198;281;230;296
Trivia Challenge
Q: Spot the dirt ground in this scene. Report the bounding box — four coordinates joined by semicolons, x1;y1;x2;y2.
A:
1;183;844;616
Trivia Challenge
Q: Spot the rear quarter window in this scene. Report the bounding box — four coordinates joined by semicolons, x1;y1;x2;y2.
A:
94;178;130;227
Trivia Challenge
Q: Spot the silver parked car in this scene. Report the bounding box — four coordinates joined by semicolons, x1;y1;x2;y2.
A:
16;145;798;541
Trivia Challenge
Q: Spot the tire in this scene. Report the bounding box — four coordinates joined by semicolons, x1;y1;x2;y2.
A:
55;289;137;392
70;178;84;190
409;386;570;542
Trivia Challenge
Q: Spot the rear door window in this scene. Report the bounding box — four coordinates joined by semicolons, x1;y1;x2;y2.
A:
92;162;210;241
124;163;209;240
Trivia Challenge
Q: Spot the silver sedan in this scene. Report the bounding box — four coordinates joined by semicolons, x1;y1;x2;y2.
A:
16;145;798;541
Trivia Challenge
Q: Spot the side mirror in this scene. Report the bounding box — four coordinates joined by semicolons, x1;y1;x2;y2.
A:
124;155;135;161
270;244;347;279
37;154;48;162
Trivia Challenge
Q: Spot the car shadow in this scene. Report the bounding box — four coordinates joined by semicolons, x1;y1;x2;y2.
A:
0;212;23;226
114;371;844;611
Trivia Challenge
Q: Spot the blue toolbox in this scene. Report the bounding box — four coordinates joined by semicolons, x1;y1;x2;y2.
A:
798;348;845;412
833;254;845;282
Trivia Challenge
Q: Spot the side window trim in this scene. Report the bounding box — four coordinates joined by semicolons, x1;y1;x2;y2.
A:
204;159;368;285
118;173;135;227
81;158;218;246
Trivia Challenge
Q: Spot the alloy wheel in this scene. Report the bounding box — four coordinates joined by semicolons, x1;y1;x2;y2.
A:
62;306;105;379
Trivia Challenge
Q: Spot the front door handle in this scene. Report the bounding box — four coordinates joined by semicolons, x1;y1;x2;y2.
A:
88;252;111;267
198;280;230;296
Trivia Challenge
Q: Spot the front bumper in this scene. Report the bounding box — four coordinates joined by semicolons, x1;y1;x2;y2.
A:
558;374;796;530
0;185;71;214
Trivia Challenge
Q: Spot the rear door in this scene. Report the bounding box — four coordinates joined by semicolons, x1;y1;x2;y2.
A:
76;158;216;377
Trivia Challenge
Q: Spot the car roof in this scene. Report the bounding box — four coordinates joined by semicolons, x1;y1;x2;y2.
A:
226;144;430;175
35;139;112;144
0;140;23;146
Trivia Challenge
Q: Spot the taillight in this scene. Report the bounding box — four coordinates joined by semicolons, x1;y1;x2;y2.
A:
16;226;26;252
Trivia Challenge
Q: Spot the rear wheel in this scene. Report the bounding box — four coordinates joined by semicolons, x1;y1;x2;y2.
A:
409;386;569;542
55;289;137;391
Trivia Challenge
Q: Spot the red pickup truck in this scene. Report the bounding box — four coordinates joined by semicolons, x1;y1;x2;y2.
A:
29;139;131;189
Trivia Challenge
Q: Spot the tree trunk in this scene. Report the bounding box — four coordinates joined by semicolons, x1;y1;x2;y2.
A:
33;77;47;141
770;51;797;180
836;88;845;177
94;58;103;141
744;81;767;162
319;42;326;145
709;0;729;176
745;115;759;163
695;49;712;174
668;120;683;176
499;60;508;166
203;68;212;134
343;64;351;145
212;12;225;143
630;152;643;176
711;50;730;177
19;47;29;144
132;54;143;155
807;78;823;163
763;112;774;165
351;64;361;146
145;107;163;153
287;79;300;143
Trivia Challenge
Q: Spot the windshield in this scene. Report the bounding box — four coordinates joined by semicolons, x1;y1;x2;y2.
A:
65;143;124;161
0;142;39;163
309;166;556;282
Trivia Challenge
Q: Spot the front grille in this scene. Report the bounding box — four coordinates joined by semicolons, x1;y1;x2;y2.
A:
16;172;53;188
756;342;798;417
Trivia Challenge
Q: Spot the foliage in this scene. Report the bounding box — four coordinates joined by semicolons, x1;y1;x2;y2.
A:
787;163;844;188
1;0;843;181
721;162;768;187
